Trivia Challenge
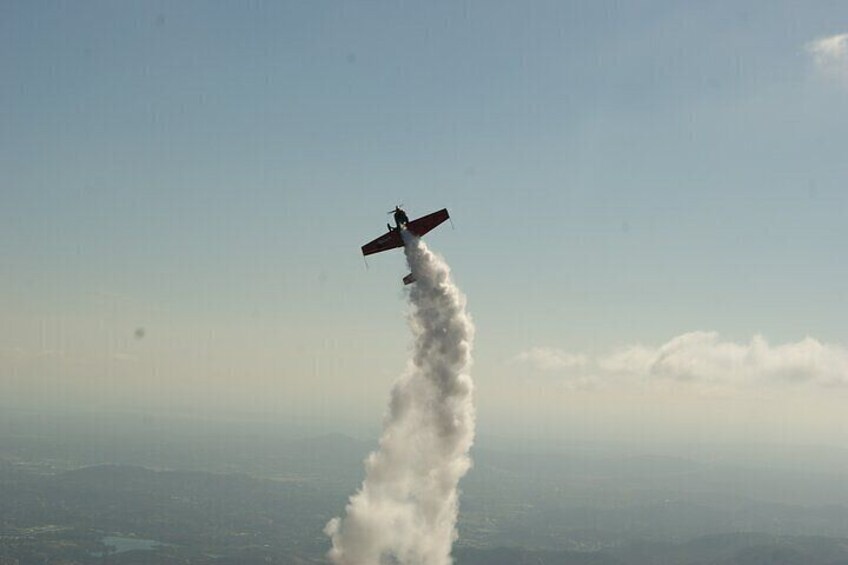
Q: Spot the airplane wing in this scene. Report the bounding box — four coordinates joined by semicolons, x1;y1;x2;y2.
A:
406;208;449;237
361;229;403;256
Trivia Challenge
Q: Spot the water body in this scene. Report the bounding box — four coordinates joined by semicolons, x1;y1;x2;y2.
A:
99;536;165;554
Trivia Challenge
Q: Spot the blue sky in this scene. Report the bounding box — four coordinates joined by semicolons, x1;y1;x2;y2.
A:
2;1;847;443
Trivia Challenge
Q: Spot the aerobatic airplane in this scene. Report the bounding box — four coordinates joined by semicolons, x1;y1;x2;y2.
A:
361;206;450;285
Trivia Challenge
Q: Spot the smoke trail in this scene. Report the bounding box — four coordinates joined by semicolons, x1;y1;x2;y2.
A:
325;231;475;565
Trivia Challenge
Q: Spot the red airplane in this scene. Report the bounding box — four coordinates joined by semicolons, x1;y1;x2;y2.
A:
361;206;450;285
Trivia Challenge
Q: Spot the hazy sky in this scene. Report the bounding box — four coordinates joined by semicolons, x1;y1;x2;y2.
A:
2;2;846;445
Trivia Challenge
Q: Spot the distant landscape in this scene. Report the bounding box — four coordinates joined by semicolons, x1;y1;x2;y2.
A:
2;409;848;564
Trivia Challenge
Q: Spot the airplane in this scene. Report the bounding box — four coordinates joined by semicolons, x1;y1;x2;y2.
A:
361;206;450;285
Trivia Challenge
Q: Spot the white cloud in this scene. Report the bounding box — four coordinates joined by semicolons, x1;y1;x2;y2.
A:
516;332;848;388
514;347;589;372
806;33;848;84
597;344;655;375
613;332;848;386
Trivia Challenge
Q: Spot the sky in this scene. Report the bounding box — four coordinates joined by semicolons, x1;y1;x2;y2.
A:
2;1;847;447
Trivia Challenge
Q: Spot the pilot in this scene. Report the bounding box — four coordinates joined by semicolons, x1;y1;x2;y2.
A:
393;207;409;228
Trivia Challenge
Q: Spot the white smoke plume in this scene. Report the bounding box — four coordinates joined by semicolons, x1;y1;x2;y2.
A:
325;231;475;565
